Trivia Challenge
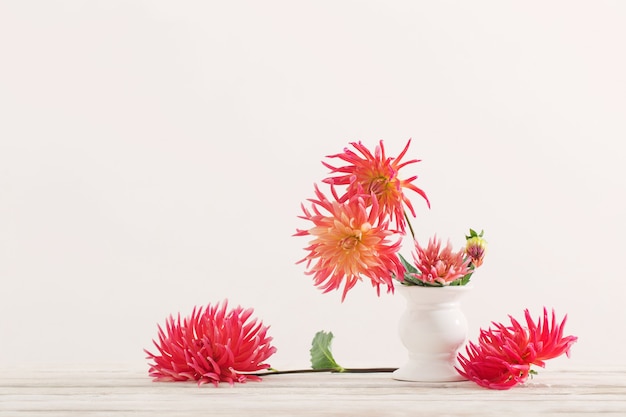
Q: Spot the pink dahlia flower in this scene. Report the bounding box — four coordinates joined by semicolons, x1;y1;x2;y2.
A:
322;139;430;233
410;235;471;285
145;300;277;386
456;308;578;390
295;184;405;301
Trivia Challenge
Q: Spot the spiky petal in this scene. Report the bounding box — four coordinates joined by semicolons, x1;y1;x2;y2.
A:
295;184;405;301
525;308;578;367
145;300;277;387
322;139;430;232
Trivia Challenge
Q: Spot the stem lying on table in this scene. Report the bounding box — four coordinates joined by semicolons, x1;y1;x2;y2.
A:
254;367;398;376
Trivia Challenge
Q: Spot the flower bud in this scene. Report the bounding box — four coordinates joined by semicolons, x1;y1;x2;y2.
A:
465;231;487;268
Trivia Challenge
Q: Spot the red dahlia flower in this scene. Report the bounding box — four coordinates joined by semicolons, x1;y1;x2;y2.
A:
456;308;578;389
295;184;405;301
145;300;277;386
322;139;430;233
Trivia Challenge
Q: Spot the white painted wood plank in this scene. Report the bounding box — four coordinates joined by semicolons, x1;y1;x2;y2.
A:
1;368;625;417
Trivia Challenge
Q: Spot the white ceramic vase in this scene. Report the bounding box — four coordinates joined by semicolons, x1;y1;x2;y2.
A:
392;284;471;382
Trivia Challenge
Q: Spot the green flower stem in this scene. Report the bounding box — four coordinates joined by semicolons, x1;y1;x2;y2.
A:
340;368;397;373
255;367;397;376
403;210;415;240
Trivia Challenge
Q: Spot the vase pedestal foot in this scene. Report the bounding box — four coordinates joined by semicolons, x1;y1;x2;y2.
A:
392;358;467;382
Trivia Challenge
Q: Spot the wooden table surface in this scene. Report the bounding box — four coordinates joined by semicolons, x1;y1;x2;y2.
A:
1;367;625;416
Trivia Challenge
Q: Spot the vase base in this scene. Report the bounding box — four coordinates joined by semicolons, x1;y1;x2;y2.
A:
392;362;466;383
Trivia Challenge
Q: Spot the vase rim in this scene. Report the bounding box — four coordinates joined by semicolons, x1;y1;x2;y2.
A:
396;283;473;291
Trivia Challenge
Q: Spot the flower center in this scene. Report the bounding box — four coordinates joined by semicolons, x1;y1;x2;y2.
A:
339;234;360;250
368;176;389;195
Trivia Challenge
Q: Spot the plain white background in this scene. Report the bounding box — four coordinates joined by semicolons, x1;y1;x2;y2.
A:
1;1;625;372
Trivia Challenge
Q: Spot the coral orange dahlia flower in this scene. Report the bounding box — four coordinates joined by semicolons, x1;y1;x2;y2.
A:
295;184;405;301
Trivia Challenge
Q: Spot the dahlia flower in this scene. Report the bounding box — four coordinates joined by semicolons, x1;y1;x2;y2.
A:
295;184;405;301
322;139;429;233
145;300;277;386
408;235;472;286
456;308;578;390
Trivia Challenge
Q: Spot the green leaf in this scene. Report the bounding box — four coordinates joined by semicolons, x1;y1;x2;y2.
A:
398;253;418;274
309;331;345;372
466;228;485;239
456;273;473;286
398;253;428;285
402;274;427;286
